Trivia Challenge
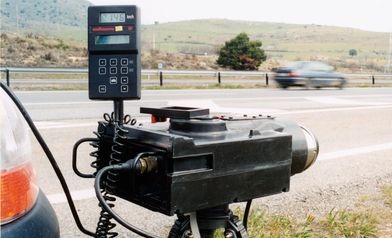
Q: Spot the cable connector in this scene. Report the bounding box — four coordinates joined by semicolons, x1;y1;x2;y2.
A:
94;153;162;238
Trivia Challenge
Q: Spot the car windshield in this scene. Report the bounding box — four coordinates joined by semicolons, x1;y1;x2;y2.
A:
285;61;307;69
285;61;333;71
303;62;333;71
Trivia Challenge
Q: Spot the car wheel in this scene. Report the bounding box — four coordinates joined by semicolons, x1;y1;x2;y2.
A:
305;79;312;90
338;79;345;89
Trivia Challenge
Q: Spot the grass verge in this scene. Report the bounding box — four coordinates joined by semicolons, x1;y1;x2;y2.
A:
213;185;392;238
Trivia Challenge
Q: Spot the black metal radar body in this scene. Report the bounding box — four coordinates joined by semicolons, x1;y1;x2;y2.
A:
75;5;319;238
74;107;319;238
95;107;318;216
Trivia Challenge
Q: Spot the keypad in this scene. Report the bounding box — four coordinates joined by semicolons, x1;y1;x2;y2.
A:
121;67;128;74
110;58;117;66
98;67;106;75
121;76;128;84
110;67;117;75
121;85;128;93
98;85;106;93
121;58;128;66
95;57;135;96
99;59;106;66
110;77;118;84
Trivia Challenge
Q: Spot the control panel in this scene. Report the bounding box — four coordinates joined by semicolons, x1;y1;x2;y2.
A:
88;6;140;100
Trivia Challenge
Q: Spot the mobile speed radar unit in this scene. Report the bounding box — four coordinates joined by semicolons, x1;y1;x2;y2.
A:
0;5;319;238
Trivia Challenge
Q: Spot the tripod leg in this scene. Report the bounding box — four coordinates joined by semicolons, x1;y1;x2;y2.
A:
168;206;248;238
225;215;249;238
168;215;191;238
168;216;215;238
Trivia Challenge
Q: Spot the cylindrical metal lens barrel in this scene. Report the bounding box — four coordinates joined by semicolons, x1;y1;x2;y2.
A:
281;121;319;175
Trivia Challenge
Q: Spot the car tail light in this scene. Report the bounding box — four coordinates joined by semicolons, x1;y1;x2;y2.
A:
288;71;299;77
0;89;38;224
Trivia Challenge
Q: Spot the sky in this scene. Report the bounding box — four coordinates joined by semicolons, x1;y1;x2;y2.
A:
89;0;392;32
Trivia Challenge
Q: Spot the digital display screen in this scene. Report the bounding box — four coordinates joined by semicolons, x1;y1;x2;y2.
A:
95;35;129;45
100;13;126;23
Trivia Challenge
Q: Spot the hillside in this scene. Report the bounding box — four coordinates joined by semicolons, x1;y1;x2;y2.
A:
0;32;221;70
0;0;90;40
0;1;390;72
141;19;390;72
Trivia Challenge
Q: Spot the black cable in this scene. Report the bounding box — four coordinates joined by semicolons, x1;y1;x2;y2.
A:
243;199;252;230
94;161;162;238
0;83;95;237
72;137;99;178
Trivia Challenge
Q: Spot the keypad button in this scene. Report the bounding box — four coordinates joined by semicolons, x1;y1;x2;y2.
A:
121;76;128;84
98;59;106;66
110;77;118;84
121;58;128;66
110;67;117;75
121;85;128;93
98;85;106;93
121;67;128;74
98;67;106;75
110;58;117;66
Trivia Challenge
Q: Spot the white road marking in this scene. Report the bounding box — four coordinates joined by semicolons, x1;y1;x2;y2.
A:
168;99;392;116
275;104;392;115
304;96;390;106
22;93;392;107
24;101;106;106
46;142;392;205
318;142;392;161
168;100;287;114
35;118;151;130
36;121;97;130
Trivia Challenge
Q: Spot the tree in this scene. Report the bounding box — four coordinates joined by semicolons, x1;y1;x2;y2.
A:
217;33;266;70
349;49;358;57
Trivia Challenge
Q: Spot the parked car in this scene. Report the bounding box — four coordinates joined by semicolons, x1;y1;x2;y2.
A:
273;61;346;89
0;88;60;237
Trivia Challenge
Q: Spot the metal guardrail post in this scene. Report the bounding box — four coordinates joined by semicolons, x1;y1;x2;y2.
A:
218;72;221;84
265;73;269;86
372;75;375;85
159;71;163;86
5;69;10;86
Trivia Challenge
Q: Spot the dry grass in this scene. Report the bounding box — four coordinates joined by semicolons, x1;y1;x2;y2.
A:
212;185;392;238
382;185;392;208
0;33;87;67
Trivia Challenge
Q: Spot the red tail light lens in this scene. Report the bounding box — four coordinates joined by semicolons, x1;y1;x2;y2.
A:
288;71;299;77
1;163;38;223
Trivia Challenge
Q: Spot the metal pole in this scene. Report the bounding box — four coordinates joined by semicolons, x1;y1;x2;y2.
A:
6;69;10;87
218;72;221;84
386;32;392;73
372;75;375;85
265;73;269;86
159;71;163;86
113;100;124;125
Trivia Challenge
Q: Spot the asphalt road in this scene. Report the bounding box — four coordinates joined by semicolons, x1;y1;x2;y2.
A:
15;87;392;237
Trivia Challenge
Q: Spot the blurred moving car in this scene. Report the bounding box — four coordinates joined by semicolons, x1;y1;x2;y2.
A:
273;61;346;89
1;88;60;238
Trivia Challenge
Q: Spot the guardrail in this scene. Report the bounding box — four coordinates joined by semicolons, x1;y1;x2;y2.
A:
1;67;391;87
0;67;271;87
